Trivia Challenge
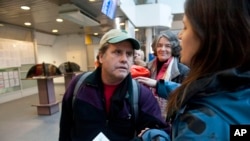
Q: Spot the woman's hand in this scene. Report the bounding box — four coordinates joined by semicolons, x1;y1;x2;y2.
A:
138;128;150;137
134;77;157;87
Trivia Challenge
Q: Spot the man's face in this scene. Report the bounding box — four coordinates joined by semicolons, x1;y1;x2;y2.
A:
99;40;134;85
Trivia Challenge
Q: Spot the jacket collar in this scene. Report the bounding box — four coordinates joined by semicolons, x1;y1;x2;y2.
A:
148;57;180;80
83;67;102;87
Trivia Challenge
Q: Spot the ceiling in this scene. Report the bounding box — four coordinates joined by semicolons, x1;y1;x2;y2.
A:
0;0;183;39
0;0;123;36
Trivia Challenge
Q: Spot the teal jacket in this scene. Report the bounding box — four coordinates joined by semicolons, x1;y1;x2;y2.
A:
142;68;250;141
156;80;180;99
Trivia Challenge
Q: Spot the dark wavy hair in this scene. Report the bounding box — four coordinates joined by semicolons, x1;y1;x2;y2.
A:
151;30;181;58
166;0;250;117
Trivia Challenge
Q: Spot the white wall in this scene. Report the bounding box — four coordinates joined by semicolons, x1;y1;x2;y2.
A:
0;25;37;104
0;29;94;103
37;33;88;83
159;0;185;14
86;44;99;71
171;21;183;30
120;1;172;28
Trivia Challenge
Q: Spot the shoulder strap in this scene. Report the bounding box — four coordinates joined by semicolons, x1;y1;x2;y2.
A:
72;72;140;123
131;79;140;122
72;71;92;107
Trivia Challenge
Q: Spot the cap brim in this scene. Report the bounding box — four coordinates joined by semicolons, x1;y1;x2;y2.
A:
108;36;140;50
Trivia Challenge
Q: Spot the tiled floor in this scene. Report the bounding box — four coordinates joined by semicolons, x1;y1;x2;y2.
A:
0;84;65;141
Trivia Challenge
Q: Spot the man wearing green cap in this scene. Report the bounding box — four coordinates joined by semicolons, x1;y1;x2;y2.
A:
59;29;169;141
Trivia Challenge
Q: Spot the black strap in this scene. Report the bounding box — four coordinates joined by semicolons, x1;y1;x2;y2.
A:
72;71;92;107
131;79;139;122
72;72;140;122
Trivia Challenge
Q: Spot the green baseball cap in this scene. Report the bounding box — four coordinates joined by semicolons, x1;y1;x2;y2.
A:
100;29;140;50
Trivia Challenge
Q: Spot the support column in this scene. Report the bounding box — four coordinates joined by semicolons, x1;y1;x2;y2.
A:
125;20;135;38
145;28;153;62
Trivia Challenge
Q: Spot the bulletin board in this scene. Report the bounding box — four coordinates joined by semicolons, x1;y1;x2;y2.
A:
0;68;21;94
0;38;35;69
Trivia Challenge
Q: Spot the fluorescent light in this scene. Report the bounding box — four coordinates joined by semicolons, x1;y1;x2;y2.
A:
119;22;125;26
56;18;63;22
52;29;58;33
21;6;30;10
134;28;139;32
24;22;31;26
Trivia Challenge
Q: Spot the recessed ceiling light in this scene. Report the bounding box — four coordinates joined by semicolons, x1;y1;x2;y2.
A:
24;22;31;26
56;18;63;22
93;33;98;35
134;28;139;32
119;22;125;26
89;0;95;2
52;29;58;33
21;6;30;10
0;23;4;27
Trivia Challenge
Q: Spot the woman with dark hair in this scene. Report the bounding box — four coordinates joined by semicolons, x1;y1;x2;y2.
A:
136;30;189;118
138;0;250;140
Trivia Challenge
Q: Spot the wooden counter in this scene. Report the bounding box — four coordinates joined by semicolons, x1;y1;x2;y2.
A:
63;72;82;89
23;75;63;115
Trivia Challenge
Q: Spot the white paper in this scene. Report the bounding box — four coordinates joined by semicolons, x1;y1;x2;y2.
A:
92;132;110;141
0;80;4;89
4;79;9;88
14;78;20;86
9;79;15;87
8;71;14;79
0;72;3;80
13;71;19;78
3;72;8;80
